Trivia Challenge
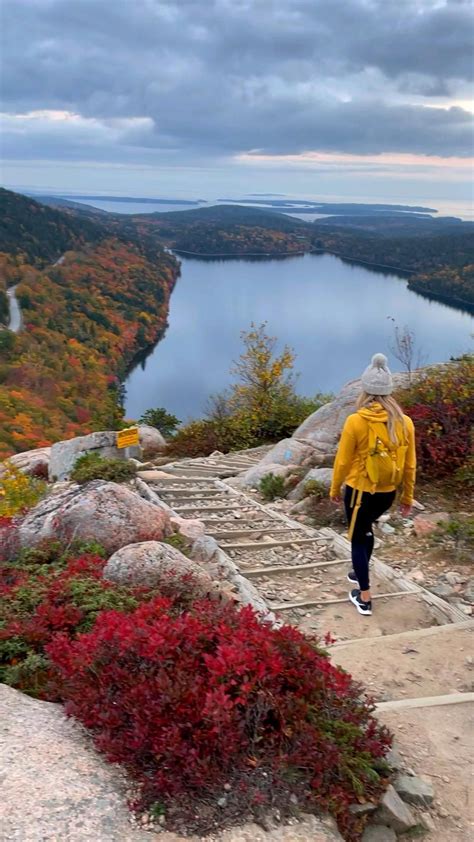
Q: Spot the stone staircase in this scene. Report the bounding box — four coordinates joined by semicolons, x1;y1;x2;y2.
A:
143;449;469;655
139;448;474;839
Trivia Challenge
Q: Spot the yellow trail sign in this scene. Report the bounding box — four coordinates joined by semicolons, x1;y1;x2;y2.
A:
116;427;140;449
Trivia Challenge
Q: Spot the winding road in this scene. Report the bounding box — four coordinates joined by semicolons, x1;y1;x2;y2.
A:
4;254;65;334
6;285;22;333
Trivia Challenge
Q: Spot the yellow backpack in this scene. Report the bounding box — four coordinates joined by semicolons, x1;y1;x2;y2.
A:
365;420;408;490
348;419;408;540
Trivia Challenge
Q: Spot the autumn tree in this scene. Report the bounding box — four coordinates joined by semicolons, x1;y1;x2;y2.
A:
223;323;303;439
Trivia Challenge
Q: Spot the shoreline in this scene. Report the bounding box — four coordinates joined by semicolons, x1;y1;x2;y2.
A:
173;246;415;275
406;283;474;315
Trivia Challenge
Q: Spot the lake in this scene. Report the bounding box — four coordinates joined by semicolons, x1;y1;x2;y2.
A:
124;253;473;422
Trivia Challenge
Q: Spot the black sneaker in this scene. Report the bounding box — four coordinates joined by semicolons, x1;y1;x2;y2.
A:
349;589;372;616
347;570;358;585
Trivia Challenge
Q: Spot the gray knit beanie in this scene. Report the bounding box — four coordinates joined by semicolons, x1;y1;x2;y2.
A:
360;353;393;395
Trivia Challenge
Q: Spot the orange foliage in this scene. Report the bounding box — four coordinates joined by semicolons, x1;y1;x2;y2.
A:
0;238;178;455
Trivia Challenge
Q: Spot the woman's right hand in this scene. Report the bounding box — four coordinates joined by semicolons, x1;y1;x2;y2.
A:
330;496;342;505
400;503;412;518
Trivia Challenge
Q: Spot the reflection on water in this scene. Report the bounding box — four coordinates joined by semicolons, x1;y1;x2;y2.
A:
124;253;473;421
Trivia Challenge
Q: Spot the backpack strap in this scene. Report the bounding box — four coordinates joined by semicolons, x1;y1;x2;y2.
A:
348;486;364;541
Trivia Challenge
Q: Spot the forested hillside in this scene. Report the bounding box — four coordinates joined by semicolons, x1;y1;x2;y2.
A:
311;226;474;310
126;203;474;309
0;188;108;265
408;263;474;308
0;190;179;457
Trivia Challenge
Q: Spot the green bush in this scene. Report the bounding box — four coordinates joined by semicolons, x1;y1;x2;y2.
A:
304;479;328;499
432;515;474;562
454;457;474;489
163;533;191;557
70;452;137;484
259;473;286;501
139;407;180;438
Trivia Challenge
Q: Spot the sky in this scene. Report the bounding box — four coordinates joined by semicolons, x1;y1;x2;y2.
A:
1;0;473;205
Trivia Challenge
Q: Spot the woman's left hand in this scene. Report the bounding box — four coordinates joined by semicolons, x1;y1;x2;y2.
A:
400;503;412;518
330;496;342;505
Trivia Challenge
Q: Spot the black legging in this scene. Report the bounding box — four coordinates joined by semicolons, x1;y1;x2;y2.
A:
344;485;396;591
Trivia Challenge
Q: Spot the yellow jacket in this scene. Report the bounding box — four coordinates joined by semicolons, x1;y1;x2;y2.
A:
329;403;416;505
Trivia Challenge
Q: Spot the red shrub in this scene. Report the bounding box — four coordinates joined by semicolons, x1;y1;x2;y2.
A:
48;597;391;837
0;516;19;562
397;358;474;479
408;401;471;477
0;552;143;696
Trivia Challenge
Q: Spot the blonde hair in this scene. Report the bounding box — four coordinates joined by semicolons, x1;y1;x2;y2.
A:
356;392;407;443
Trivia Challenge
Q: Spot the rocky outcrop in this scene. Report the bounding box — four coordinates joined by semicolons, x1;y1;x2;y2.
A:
3;447;51;478
288;467;334;502
373;785;417;834
170;516;206;541
49;431;132;481
17;481;171;556
48;426;166;481
413;511;450;537
3;428;165;483
103;541;219;598
191;535;272;616
0;683;151;842
234;462;298;490
259;438;314;467
137;425;166;456
394;773;434;806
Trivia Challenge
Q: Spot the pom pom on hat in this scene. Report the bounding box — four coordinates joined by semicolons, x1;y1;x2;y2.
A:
371;353;388;369
361;352;393;395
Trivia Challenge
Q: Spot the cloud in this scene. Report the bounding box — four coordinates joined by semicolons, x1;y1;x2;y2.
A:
1;0;473;168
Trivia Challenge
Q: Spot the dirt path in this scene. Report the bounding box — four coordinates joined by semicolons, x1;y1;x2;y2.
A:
379;703;474;841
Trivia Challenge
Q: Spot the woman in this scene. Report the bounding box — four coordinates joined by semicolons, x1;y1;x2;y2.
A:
329;353;416;616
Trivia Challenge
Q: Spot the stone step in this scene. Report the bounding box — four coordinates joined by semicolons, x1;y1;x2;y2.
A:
257;568;401;609
330;625;474;703
190;459;257;468
198;516;283;527
376;692;474;712
329;618;474;649
221;537;323;551
154;489;228;500
284;591;440;643
166;469;227;478
273;590;410;612
172;503;252;513
148;477;218;487
206;527;305;541
226;544;330;569
244;558;347;577
169;460;235;469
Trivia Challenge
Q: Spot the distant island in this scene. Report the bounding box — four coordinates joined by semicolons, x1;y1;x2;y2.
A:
218;199;438;215
58;195;203;205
